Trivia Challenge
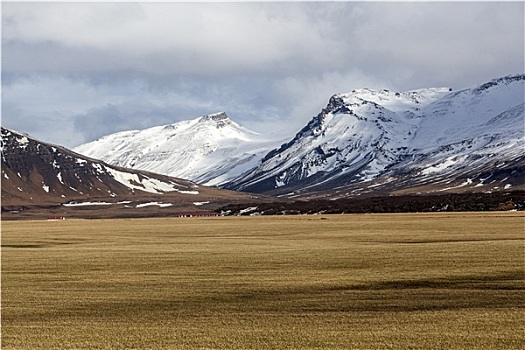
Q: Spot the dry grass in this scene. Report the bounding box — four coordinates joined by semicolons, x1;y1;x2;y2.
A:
2;212;524;349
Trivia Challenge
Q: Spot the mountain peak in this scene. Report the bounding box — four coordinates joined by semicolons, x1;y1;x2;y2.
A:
198;112;231;128
73;112;283;186
472;73;525;94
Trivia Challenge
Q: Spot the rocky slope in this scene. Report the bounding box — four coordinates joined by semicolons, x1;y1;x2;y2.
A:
1;127;266;219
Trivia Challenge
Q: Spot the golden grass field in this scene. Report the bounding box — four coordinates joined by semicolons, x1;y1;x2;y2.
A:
2;212;524;349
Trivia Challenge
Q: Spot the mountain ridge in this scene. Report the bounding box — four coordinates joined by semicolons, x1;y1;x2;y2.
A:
225;74;524;197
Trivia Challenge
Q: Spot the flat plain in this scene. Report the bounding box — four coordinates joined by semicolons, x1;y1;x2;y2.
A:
2;212;524;349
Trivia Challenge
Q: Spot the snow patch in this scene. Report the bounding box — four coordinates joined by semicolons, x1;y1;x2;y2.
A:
439;178;473;192
239;206;258;214
107;168;199;194
17;136;29;148
63;201;113;207
92;163;105;173
136;202;173;208
421;157;462;175
175;189;200;195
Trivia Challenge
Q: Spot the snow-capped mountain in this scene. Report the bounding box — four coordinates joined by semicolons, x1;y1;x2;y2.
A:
1;127;262;217
74;112;283;186
225;74;525;197
72;74;524;198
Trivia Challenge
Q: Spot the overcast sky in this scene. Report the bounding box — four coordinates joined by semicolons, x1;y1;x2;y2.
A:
2;1;524;148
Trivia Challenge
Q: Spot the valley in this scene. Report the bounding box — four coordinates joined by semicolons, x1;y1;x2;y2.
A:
2;213;524;349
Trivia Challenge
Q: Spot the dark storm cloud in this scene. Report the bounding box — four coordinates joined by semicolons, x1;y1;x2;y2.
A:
2;1;523;147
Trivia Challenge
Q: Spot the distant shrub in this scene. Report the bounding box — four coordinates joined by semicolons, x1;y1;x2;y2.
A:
494;201;516;211
218;191;525;216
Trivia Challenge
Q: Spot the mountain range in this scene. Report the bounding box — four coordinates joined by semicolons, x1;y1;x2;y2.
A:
74;74;525;199
2;74;523;218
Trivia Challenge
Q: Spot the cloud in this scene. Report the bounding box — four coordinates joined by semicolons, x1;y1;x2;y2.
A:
2;2;523;148
2;73;292;145
3;2;339;76
4;1;522;81
342;2;525;88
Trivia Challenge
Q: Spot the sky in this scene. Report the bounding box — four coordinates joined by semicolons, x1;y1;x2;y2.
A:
2;1;524;148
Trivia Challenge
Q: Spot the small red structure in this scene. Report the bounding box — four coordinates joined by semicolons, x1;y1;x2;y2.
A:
176;211;218;218
47;216;66;221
